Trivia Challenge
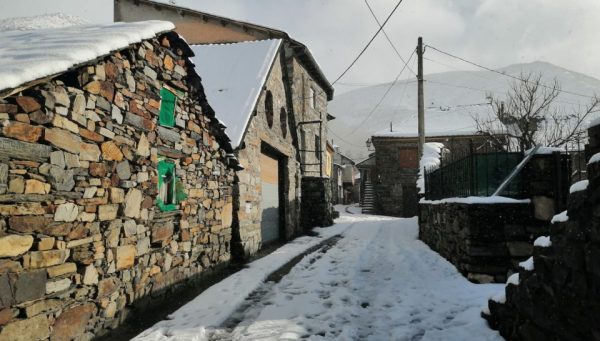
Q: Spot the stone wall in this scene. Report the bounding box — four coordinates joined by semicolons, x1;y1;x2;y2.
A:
419;152;570;284
301;177;334;230
419;202;548;283
0;33;235;340
483;124;600;340
232;52;301;259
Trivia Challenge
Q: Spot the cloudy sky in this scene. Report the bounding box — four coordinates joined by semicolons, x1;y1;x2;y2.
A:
2;0;600;94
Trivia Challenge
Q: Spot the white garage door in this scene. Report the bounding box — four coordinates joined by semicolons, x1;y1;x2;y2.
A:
260;152;280;244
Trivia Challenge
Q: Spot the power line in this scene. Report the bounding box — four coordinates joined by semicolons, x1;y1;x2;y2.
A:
425;45;598;100
425;79;585;107
364;0;416;76
345;48;417;135
328;129;368;148
332;0;406;85
338;79;417;87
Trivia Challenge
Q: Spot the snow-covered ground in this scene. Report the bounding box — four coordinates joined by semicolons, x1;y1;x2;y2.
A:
137;209;503;340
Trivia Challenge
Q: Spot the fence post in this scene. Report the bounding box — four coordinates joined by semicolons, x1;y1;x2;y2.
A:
424;166;427;199
553;151;563;212
469;140;475;196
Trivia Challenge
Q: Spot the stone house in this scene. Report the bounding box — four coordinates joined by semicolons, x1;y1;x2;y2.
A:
332;149;359;204
0;21;238;340
371;132;494;217
115;0;336;258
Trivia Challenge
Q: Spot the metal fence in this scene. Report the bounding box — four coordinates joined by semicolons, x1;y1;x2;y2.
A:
424;151;525;200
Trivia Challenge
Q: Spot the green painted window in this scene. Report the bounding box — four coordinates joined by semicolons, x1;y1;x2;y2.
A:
156;159;187;211
159;87;176;127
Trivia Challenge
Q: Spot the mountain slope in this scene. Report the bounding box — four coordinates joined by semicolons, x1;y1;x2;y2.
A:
329;61;600;160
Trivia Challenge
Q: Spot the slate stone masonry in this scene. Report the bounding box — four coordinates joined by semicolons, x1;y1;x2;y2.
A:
419;202;548;283
301;177;334;230
0;33;235;340
484;124;600;340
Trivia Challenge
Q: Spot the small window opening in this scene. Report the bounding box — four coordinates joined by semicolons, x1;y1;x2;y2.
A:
280;107;287;138
265;90;274;128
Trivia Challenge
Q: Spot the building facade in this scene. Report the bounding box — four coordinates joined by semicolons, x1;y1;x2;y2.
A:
115;0;336;258
371;133;493;217
0;23;238;340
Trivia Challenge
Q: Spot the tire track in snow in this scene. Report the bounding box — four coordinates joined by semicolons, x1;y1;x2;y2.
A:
206;215;503;341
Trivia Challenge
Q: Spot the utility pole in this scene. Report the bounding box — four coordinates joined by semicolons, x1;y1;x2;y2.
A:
417;37;425;157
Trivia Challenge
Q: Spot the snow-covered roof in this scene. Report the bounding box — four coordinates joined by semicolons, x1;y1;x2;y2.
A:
0;20;175;93
189;39;282;149
371;109;488;138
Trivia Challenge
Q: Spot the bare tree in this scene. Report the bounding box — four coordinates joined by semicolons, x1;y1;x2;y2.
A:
475;72;600;151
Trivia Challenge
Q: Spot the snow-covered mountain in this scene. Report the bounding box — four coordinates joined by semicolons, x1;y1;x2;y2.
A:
0;13;88;31
329;61;600;160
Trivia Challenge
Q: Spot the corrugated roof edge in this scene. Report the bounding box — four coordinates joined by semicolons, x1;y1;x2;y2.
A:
120;0;334;100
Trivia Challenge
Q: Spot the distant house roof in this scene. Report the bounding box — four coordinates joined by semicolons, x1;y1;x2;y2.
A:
0;20;174;96
356;155;375;168
371;109;493;139
115;0;334;100
189;39;282;149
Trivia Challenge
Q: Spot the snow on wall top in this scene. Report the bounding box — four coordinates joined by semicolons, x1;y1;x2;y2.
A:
0;13;88;31
189;39;282;149
0;20;175;93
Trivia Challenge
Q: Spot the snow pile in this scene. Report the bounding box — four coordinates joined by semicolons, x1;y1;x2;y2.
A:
491;272;521;305
570;180;589;193
519;257;534;271
506;273;520;286
421;196;530;205
534;235;552;247
417;142;444;194
490;291;506;304
0;20;175;92
551;210;569;223
588;152;600;165
0;13;88;31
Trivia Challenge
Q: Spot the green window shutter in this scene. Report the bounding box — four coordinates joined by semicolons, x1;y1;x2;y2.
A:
159;88;176;127
157;160;177;211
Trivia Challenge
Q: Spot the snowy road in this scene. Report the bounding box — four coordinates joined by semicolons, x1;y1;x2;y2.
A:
138;212;503;341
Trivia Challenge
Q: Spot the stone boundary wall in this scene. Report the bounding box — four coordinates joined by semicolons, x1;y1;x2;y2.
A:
419;202;549;283
301;177;333;230
0;33;235;340
484;124;600;340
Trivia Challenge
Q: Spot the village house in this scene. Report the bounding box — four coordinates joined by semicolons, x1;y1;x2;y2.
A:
370;131;494;217
332;148;359;205
0;21;238;340
115;0;336;258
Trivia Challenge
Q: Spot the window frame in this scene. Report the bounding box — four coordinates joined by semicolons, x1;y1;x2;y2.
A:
308;87;315;109
156;159;187;211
